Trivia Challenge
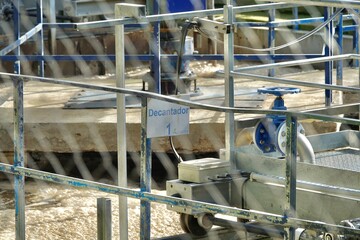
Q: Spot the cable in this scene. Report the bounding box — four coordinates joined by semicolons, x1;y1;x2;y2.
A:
195;8;343;52
175;20;196;94
169;136;183;163
169;20;197;163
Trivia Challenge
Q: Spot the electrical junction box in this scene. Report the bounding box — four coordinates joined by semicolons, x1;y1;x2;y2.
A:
178;158;230;183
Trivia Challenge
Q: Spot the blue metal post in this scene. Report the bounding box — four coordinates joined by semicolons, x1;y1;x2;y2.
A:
140;97;152;240
336;12;343;87
13;1;25;239
148;0;161;93
268;8;275;77
324;7;333;106
140;2;155;239
292;6;299;31
285;114;297;240
353;10;359;68
36;0;45;77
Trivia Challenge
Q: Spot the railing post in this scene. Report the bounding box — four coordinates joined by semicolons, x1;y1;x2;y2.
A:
336;12;343;86
268;7;276;77
140;96;152;240
353;10;359;68
292;6;299;31
13;1;25;239
224;1;235;166
285;114;297;240
324;7;334;107
97;198;112;240
36;0;44;77
147;0;161;93
115;4;128;240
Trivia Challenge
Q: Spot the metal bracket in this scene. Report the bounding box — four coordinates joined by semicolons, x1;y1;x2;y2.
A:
194;17;233;34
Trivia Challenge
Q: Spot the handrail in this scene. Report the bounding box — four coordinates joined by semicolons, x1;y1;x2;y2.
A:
1;72;359;126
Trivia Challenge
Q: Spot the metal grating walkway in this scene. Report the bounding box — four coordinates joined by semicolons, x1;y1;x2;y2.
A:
314;148;360;172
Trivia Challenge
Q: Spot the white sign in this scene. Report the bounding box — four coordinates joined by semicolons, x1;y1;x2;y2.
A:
147;96;190;138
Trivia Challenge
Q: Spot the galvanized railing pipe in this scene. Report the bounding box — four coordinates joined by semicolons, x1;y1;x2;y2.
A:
0;24;42;56
224;2;235;165
115;4;128;240
75;3;294;30
36;0;44;77
12;1;25;239
97;198;112;240
230;71;360;94
232;54;358;72
1;72;359;127
285;115;298;239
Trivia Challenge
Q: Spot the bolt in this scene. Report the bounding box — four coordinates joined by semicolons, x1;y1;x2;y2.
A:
281;142;286;147
281;131;286;137
264;146;271;152
300;129;305;134
260;140;265;145
260;128;265;134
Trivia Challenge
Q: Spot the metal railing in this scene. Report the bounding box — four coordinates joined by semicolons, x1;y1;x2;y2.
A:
1;1;360;239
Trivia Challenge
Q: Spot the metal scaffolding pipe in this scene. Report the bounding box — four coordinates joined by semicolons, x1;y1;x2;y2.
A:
115;4;128;240
233;54;358;72
76;3;294;30
231;71;360;94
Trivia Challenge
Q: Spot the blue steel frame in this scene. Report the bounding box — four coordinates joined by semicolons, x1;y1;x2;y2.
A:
2;1;360;239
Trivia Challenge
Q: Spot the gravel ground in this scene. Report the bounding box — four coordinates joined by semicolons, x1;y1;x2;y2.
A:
0;181;183;240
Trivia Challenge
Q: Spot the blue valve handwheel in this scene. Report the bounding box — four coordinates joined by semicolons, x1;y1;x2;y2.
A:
258;87;301;97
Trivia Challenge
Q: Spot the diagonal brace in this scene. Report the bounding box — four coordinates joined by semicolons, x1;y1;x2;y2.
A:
0;24;42;56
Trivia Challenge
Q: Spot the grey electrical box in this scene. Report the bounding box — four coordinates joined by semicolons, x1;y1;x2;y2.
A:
178;158;230;183
118;3;146;18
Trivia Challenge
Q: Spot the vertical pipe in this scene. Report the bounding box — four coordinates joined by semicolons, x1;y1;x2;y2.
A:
148;0;161;93
207;0;217;65
48;0;57;55
97;198;112;240
140;97;152;240
36;0;44;77
285;115;297;240
292;6;299;31
336;11;344;118
13;1;25;239
114;4;128;240
358;23;360;130
142;2;153;239
14;77;25;240
224;2;235;166
336;12;343;86
324;7;333;106
353;10;359;68
268;8;275;77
